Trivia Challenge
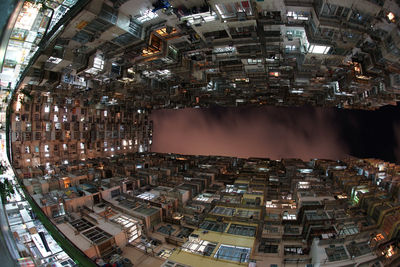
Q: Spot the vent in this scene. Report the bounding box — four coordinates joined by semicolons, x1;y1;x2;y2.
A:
98;3;118;24
128;20;142;38
72;31;93;44
84;18;112;34
112;32;138;46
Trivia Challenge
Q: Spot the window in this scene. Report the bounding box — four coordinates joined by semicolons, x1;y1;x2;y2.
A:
136;9;158;23
321;4;337;17
282;211;296;220
349;11;371;25
213;46;236;56
284;246;304;255
325;245;349;262
227;224;256;236
215;244;250;263
215;1;253;19
93;56;104;69
182;12;217;25
111;189;120;198
182;239;217;256
287;11;309;20
266;201;278;208
247;58;262;64
137;192;156;200
308;44;331;54
44;145;50;152
285;45;296;52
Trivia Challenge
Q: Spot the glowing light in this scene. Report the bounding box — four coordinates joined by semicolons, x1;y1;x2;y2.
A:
387;12;395;22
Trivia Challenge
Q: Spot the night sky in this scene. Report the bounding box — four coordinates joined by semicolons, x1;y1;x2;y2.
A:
150;103;400;163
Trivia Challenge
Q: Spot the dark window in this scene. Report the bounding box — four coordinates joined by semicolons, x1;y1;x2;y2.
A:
111;189;120;198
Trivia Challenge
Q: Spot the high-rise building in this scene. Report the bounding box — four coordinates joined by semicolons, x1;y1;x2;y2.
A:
2;0;400;266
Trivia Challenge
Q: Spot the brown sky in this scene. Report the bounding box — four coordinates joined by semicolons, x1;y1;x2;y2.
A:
150;107;349;160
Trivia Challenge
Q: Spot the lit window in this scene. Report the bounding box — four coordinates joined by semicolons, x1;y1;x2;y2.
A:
213;46;236;55
269;72;280;77
155;27;177;36
44;106;50;113
137;192;156;200
283;212;297;220
63;144;67;150
182;11;217;25
104;110;107;117
182;239;218;256
47;56;62;64
137;9;158;23
80;143;84;149
44;145;49;152
247;58;262;64
308;44;331;54
285;45;296;51
287;11;309;20
215;1;252;19
93;55;104;70
387;12;395;22
85;54;104;75
266;201;278;208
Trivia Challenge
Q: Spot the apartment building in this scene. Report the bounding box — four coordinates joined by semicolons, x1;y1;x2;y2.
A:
5;0;400;112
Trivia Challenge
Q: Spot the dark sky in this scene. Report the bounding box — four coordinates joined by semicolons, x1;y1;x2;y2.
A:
150;104;400;163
